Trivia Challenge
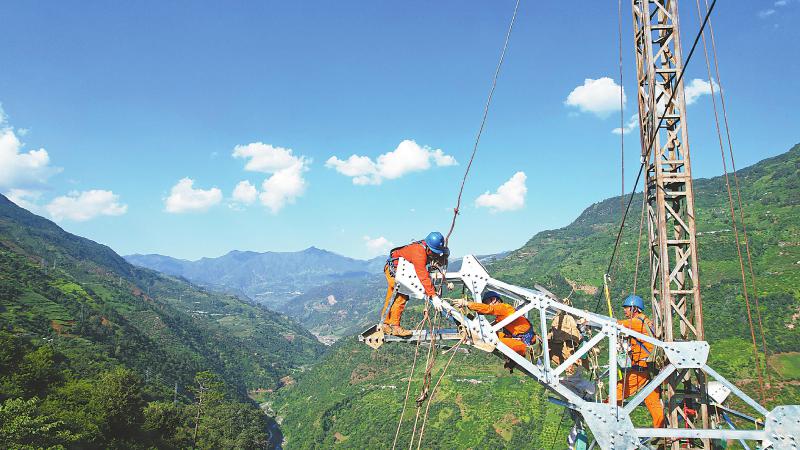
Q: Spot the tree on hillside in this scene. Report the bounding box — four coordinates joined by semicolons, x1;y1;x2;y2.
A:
89;368;146;447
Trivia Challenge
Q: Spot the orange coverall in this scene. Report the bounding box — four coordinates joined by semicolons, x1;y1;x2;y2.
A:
616;312;664;428
463;301;532;355
381;242;436;326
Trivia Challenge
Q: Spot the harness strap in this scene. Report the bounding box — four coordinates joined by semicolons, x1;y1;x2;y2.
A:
385;241;428;276
629;316;656;356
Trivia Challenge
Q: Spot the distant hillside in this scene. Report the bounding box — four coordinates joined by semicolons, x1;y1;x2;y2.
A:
125;248;386;310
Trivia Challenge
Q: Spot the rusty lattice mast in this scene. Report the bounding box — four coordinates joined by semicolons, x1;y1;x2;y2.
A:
631;0;709;447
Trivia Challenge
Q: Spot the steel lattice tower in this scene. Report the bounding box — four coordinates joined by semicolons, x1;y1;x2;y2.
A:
631;0;710;448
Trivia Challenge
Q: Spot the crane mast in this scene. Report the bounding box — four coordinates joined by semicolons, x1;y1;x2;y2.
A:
631;0;708;446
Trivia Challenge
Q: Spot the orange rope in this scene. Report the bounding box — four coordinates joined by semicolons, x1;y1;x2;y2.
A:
694;0;765;403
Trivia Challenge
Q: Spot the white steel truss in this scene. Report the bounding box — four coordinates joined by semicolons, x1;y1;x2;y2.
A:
361;256;800;449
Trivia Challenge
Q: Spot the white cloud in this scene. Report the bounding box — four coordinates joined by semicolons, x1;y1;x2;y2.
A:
0;128;61;191
564;77;625;118
259;164;307;213
364;236;393;256
759;8;776;17
612;114;639;135
232;142;307;173
164;178;222;213
684;78;719;105
232;180;257;204
775;0;787;6
475;171;527;213
46;190;127;222
326;140;457;185
232;142;311;213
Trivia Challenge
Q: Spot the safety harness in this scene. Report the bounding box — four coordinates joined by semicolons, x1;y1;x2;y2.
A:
621;314;657;369
511;326;535;346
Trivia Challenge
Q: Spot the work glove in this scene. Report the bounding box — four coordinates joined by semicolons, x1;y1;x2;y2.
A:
430;295;443;313
453;298;469;309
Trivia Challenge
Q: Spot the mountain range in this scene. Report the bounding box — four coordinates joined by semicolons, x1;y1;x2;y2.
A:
127;245;509;341
125;247;386;310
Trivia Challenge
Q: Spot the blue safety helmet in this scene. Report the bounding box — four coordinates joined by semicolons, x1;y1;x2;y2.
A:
424;231;447;255
482;290;502;303
622;294;645;311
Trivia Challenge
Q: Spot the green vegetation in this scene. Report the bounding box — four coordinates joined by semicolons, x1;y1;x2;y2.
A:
273;331;565;449
0;337;272;449
0;193;324;447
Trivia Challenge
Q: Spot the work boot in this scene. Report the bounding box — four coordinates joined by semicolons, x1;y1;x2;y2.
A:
382;323;412;337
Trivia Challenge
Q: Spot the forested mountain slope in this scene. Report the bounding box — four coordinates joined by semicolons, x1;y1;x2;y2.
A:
491;143;800;350
271;144;800;448
0;194;324;448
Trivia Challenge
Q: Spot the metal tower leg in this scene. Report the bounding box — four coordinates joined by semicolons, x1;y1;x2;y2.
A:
631;0;708;448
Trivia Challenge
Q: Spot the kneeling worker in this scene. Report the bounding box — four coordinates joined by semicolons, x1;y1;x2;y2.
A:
453;290;534;357
380;232;448;337
615;294;665;428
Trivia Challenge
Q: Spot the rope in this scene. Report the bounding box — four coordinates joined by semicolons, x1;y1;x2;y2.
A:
391;315;429;450
693;0;766;402
444;0;521;245
415;338;464;450
702;0;771;390
594;0;718;314
407;309;441;450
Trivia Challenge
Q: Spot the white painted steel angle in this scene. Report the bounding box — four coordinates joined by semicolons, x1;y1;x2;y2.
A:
552;332;606;378
578;403;639;449
491;299;537;333
702;365;769;417
622;365;675;415
660;341;709;368
456;255;490;299
394;257;426;299
764;405;800;450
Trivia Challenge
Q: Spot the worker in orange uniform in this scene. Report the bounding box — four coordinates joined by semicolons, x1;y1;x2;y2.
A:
453;290;535;357
615;294;665;429
380;232;448;337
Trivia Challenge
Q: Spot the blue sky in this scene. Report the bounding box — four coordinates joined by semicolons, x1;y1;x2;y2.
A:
0;1;797;260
